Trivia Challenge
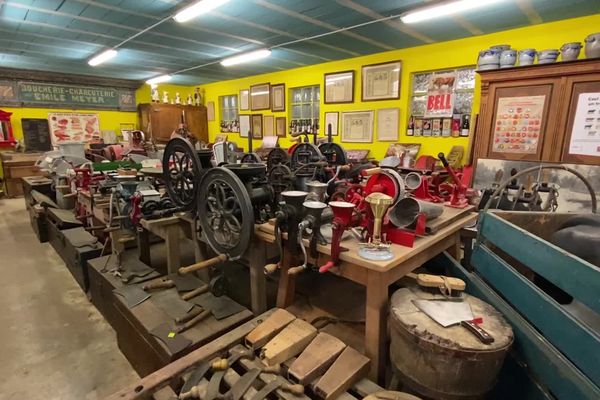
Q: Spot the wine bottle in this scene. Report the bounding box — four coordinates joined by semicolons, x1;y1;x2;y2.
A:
407;116;414;136
460;115;470;137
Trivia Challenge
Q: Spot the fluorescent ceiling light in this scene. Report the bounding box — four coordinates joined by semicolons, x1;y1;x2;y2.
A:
401;0;505;24
174;0;230;23
146;75;172;85
221;49;271;67
88;49;118;66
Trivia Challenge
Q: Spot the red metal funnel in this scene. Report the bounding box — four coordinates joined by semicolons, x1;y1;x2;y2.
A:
328;201;355;225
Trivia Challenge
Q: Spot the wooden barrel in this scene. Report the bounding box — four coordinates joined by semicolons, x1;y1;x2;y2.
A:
389;287;513;400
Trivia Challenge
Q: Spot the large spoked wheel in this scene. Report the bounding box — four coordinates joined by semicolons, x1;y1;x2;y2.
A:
198;168;253;259
163;138;201;211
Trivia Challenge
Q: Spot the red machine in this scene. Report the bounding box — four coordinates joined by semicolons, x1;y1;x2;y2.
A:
319;201;356;273
0;110;16;147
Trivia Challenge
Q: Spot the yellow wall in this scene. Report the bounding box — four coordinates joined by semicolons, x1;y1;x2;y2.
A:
196;13;600;163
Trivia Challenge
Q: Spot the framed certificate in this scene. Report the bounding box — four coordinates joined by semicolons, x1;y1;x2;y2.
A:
341;111;374;143
361;61;401;101
239;89;249;111
239;114;250;138
250;83;270;110
324;70;354;104
324;112;339;136
263;115;274;136
251;114;263;138
276;117;286;137
271;83;285;112
377;108;399;141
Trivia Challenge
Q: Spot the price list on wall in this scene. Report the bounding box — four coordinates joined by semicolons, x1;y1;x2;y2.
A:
492;95;546;154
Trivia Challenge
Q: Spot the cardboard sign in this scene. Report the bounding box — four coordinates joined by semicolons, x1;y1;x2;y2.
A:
424;71;456;118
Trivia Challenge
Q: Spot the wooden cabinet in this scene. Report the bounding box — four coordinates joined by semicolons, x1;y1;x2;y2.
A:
138;103;208;144
472;59;600;165
1;152;44;197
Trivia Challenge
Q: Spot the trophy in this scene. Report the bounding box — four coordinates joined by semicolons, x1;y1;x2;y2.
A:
359;192;394;261
175;92;181;104
162;91;169;104
151;85;159;103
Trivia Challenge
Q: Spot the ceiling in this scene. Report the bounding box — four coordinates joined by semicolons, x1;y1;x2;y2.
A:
0;0;598;85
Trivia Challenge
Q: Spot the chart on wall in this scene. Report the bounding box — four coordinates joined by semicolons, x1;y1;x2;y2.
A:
492;95;545;154
569;92;600;157
48;113;100;144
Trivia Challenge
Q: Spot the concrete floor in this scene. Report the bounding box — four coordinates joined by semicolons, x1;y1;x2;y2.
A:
0;198;138;399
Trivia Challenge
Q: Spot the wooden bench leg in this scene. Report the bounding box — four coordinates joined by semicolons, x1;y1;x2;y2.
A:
365;270;389;384
165;226;181;275
276;249;297;308
248;241;267;314
138;227;151;266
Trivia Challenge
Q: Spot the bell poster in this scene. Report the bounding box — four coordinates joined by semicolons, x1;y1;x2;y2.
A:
569;92;600;157
492;95;545;154
48;112;100;144
424;71;456;118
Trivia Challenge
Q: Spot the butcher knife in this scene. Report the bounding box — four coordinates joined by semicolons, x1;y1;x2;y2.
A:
412;299;494;344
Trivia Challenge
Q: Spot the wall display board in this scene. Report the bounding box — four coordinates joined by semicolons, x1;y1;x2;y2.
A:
48;112;100;144
568;92;600;157
491;95;546;155
0;80;136;111
21;118;52;151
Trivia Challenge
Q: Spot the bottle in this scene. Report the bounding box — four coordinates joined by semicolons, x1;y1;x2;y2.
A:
407;116;414;136
460;115;470;137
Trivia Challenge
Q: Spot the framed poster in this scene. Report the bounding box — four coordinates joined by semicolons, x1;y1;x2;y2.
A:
271;84;285;112
207;101;215;121
341;111;374;143
492;95;546;155
263;115;275;136
240;89;249;111
251;114;263;139
324;112;339;136
424;71;456;118
275;117;286;137
250;83;270;111
566;91;600;160
361;61;401;101
324;70;354;104
377;108;399;141
239;114;250;138
48;112;100;144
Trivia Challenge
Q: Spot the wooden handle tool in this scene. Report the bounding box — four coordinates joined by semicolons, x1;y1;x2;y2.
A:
175;307;203;324
174;309;211;333
264;262;280;275
361;167;381;177
143;279;175;291
181;284;209;301
179;254;228;274
287;265;306;275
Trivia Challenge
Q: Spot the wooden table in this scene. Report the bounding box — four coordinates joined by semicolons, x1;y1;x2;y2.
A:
255;206;477;383
139;216;187;274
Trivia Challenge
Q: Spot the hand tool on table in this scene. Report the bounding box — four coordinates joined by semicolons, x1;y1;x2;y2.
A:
412;299;494;344
179;359;230;397
249;378;304;400
112;285;150;308
149;323;192;355
142;273;203;292
151;290;195;321
180;275;227;301
406;273;465;298
175;293;246;333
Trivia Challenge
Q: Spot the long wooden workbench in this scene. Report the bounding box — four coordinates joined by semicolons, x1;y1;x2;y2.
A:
255;206;477;383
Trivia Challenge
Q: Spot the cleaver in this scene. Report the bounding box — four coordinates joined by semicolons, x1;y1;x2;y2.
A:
412;299;494;344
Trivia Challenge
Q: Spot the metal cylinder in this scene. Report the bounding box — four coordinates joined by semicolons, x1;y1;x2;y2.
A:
306;181;328;202
404;172;422;191
389;197;443;228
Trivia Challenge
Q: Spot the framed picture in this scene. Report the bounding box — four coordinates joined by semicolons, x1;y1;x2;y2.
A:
239;114;250;138
361;61;401;101
324;70;354;104
276;117;286;137
264;115;275;136
207;101;215;121
240;89;249;111
251;114;263;139
250;83;270;111
324;112;339;136
377;108;399;141
341;111;374;143
271;83;285;112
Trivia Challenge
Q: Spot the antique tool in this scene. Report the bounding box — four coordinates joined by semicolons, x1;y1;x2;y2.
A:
245;308;296;350
264;191;309;274
179;254;229;275
412;299;494;344
289;200;328;275
361;167;405;204
306;180;328;202
175;306;204;324
318;123;347;166
437;153;469;208
191;293;246;320
151;290;195;321
260;318;317;365
202;349;256;400
112;285;150;308
180;276;228;301
174;309;211;333
403;172;422;191
288;332;346;385
225;368;262;400
319;201;355;273
150;323;192;354
388;197;443;228
406;273;465;297
180;359;230;396
360;192;394;261
364;391;422;400
314;346;370;400
249;379;305;400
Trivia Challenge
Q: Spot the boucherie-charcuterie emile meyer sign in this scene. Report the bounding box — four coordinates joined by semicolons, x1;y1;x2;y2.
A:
0;80;136;111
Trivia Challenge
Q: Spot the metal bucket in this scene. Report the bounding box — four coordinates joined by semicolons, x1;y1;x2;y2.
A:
389;197;443;227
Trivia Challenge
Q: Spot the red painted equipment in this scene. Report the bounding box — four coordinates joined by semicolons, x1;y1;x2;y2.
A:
438;152;469;208
319;201;355;273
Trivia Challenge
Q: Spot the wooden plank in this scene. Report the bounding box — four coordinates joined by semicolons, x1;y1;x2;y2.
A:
473;245;600;387
425;205;474;234
480;212;600;315
261;319;318;366
442;252;600;400
314;347;370;400
288;332;347;385
245;308;296;350
104;312;273;400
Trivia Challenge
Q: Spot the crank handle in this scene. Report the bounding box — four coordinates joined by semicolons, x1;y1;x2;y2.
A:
281;384;305;395
361;167;381;177
179;254;228;274
319;261;335;273
288;265;307;275
264;262;280;275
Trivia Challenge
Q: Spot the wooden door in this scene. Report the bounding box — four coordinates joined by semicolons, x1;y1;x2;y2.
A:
485;81;559;162
184;105;208;143
559;75;600;164
151;104;183;143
